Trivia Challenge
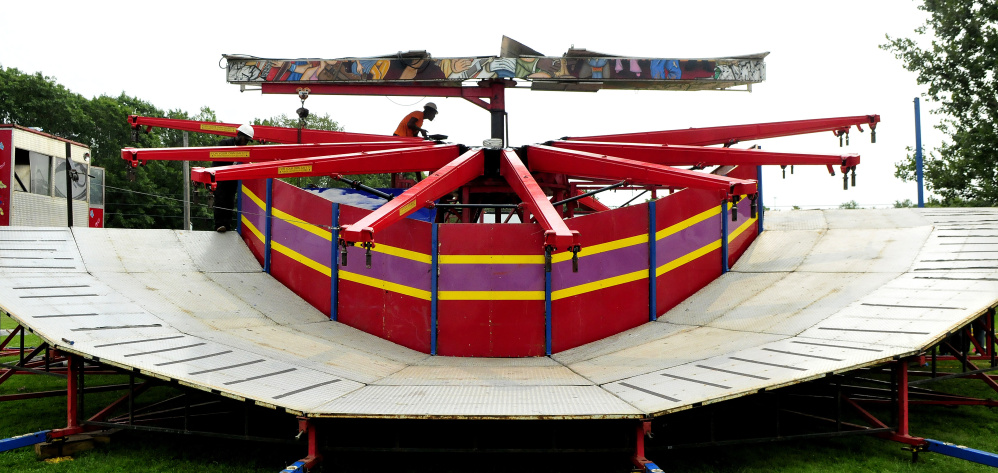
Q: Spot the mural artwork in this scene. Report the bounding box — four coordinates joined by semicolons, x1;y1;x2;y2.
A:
227;55;766;85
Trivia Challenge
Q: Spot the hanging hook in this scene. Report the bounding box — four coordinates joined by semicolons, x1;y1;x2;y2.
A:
544;246;554;273
571;245;581;273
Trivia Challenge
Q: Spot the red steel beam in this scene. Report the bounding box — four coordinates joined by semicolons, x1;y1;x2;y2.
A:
526;145;757;200
576;193;612;212
340;148;484;243
548;141;861;172
565;115;881;146
121;141;430;168
127;115;418;144
500;150;579;250
190;144;461;189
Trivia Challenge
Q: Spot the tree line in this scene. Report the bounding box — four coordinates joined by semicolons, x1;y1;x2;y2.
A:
0;66;348;230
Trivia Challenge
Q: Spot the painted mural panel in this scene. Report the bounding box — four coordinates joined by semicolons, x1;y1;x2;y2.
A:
227;55;766;87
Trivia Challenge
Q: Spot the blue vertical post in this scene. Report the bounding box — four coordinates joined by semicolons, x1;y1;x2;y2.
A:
756;166;764;233
235;181;242;235
545;267;553;356
914;97;925;208
721;201;729;273
648;200;657;321
430;223;439;355
330;204;339;321
264;178;273;273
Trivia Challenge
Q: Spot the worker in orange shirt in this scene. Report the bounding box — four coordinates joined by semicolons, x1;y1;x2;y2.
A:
393;102;437;138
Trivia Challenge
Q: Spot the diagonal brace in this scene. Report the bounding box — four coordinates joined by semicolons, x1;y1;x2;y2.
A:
190;145;460;190
340;148;485;243
527;145;756;200
500;150;579;251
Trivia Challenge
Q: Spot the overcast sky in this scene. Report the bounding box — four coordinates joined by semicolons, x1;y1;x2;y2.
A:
0;0;943;209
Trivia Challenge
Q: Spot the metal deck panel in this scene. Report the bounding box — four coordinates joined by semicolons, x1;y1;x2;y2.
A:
0;228;85;273
310;385;643;418
287;321;430;365
797;227;930;273
75;228;197;273
563;327;785;385
375;363;592;386
729;230;822;272
551;322;695;366
761;210;826;231
205;273;329;326
176;231;263;273
822;208;931;229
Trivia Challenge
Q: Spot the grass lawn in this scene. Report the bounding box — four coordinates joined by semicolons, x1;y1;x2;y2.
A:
1;310;997;472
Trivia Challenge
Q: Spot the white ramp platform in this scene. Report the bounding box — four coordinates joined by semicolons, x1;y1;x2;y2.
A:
0;208;995;419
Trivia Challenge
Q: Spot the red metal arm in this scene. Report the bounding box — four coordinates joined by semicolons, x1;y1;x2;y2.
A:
500;150;579;250
340;148;485;243
526;145;756;200
549;140;860;172
127;115;422;144
190;144;461;189
564;115;880;146
121;142;430;168
575;193;611;212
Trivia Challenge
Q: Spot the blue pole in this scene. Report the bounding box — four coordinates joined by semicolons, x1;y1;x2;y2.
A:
264;179;273;273
914;97;925;208
430;223;439;355
721;201;729;273
330;204;339;321
756;165;764;233
545;269;553;356
648;200;657;321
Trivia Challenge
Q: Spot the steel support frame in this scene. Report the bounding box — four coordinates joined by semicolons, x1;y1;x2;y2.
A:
526;145;756;200
127;115;418;144
499;149;579;250
549;140;860;171
190;145;461;189
121;141;430;168
340;148;485;243
282;417;321;472
565;115;880;147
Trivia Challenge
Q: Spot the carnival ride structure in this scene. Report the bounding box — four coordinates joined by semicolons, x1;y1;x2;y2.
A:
2;38;998;471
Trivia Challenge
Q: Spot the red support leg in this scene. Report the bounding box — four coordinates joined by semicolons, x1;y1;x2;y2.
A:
50;354;84;439
631;420;662;472
281;418;321;472
897;360;909;437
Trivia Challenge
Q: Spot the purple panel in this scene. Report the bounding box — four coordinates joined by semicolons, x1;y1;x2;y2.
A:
656;216;721;263
242;188;268;236
551;243;649;289
439;264;544;292
271;217;331;267
342;245;431;291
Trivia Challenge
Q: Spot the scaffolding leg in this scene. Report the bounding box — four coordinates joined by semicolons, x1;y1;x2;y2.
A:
631;420;662;473
281;417;320;472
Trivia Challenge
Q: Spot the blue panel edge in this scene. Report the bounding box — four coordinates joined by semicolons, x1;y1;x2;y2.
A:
330;204;339;322
0;431;49;453
431;223;439;355
648;199;657;322
926;439;998;467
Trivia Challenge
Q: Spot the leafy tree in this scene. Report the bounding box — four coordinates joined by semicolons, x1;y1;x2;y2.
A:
881;0;998;205
838;200;860;209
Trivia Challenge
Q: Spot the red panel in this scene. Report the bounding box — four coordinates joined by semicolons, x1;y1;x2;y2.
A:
270;250;331;315
272;179;333;227
552;279;648;352
0;130;10;226
88;208;103;228
337;280;430;352
565;203;648;247
655;187;724;316
437;223;545;356
724;165;760;267
657;247;723;312
240;179;268;267
728;223;757;267
437;301;545;357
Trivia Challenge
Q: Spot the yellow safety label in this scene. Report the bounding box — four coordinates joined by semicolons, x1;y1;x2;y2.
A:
209;151;250;158
398;200;417;216
278;165;312;175
200;124;238;133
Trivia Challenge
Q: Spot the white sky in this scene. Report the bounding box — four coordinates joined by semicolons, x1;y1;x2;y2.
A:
0;0;943;209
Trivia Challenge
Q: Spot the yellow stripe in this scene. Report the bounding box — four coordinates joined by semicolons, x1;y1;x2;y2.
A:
551;269;648;301
438;291;545;301
271;241;331;277
439;254;544;264
339;271;431;301
656;239;722;277
240;215;264;243
272;207;333;241
656;205;721;240
242;185;266;210
372;244;432;264
552;233;648;263
728;217;757;241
